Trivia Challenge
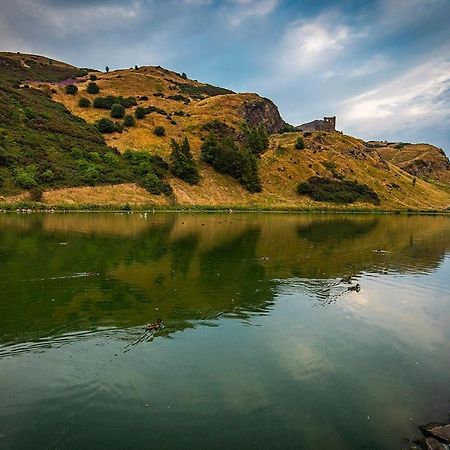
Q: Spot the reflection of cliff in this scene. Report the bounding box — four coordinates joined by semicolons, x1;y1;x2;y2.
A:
1;214;450;345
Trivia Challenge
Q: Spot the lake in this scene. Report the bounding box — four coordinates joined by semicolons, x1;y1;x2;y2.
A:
1;212;449;449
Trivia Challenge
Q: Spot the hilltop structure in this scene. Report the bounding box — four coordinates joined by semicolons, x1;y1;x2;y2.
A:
297;116;336;132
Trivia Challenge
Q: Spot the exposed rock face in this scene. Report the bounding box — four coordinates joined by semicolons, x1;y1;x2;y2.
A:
242;97;285;134
297;116;336;132
414;437;449;450
419;423;450;443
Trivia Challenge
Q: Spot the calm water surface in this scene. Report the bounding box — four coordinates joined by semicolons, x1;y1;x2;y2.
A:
1;213;450;449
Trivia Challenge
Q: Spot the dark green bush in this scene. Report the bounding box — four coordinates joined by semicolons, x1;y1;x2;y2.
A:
201;133;261;193
89;74;98;81
295;136;305;150
241;123;269;155
297;176;380;204
65;84;78;95
87;82;100;94
170;137;200;185
78;97;91;108
97;118;117;133
167;94;190;103
15;166;37;189
135;107;147;119
93;95;137;110
123;115;135;127
110;103;125;119
153;126;165;137
282;123;297;133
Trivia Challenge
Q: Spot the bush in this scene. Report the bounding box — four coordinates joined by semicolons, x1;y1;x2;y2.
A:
78;97;91;108
97;118;117;133
170;137;200;185
295;136;305;150
322;160;337;171
135;107;147;119
15;166;37;189
297;176;380;204
201;133;261;193
123;115;135;127
167;94;190;103
89;74;98;81
29;187;44;202
181;72;187;80
241;123;269;155
87;82;100;94
153;126;165;137
65;84;78;95
93;95;137;110
282;123;297;133
110;103;125;119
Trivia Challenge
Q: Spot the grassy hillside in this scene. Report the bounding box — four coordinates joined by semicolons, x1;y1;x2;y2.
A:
1;52;450;210
369;141;450;184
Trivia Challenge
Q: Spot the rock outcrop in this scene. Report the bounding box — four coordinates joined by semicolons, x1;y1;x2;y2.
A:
242;98;285;134
297;116;336;132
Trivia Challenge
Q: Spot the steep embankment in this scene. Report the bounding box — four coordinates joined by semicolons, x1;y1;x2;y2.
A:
2;52;450;210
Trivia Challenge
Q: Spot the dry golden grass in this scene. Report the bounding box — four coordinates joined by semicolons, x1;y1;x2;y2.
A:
25;66;450;210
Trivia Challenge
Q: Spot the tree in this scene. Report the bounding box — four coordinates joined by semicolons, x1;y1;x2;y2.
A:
295;136;306;150
123;115;135;127
110;103;125;119
87;82;100;94
65;84;78;95
78;97;91;108
170;137;200;185
134;65;139;70
97;118;117;133
105;66;110;73
241;123;269;155
135;107;147;119
153;126;165;136
181;72;187;80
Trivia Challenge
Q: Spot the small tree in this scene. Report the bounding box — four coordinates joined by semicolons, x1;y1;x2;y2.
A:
124;115;135;127
181;72;187;80
134;65;139;70
78;97;91;108
110;103;125;119
89;74;98;81
295;136;306;150
170;137;200;185
153;126;165;137
97;118;117;133
135;107;147;119
105;66;110;73
65;84;78;95
87;82;100;94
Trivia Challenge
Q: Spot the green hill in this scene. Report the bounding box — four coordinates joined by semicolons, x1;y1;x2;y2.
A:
1;52;449;211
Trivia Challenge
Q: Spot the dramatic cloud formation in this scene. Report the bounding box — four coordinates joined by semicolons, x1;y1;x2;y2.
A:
1;0;450;153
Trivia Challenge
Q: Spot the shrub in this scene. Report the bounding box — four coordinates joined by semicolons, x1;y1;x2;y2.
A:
123;115;135;127
89;74;98;81
201;133;262;193
135;107;147;119
78;97;91;108
297;176;380;204
153;126;165;137
241;123;269;155
65;84;78;95
322;160;337;171
110;103;125;119
15;166;37;189
87;82;100;94
29;187;44;202
282;123;297;133
93;96;137;110
181;72;187;80
167;94;190;103
170;137;200;185
97;118;117;133
42;169;54;181
295;136;306;150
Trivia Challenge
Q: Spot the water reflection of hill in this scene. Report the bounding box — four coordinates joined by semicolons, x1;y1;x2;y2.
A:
0;213;449;346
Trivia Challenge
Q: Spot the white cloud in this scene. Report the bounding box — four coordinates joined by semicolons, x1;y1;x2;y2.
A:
277;13;359;77
339;55;450;136
228;0;278;26
16;0;145;36
323;54;391;79
183;0;213;5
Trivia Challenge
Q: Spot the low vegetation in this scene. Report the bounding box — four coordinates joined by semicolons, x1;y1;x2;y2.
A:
170;137;200;185
297;177;380;204
93;95;137;110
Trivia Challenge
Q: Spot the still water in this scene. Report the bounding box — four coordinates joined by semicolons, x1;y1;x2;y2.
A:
1;213;450;449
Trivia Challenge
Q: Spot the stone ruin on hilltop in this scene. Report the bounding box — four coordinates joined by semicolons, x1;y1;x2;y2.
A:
297;116;336;132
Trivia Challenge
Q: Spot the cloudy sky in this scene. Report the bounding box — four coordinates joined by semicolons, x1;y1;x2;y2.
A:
1;0;450;153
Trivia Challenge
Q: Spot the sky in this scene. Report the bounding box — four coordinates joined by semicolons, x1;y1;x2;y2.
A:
1;0;450;154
